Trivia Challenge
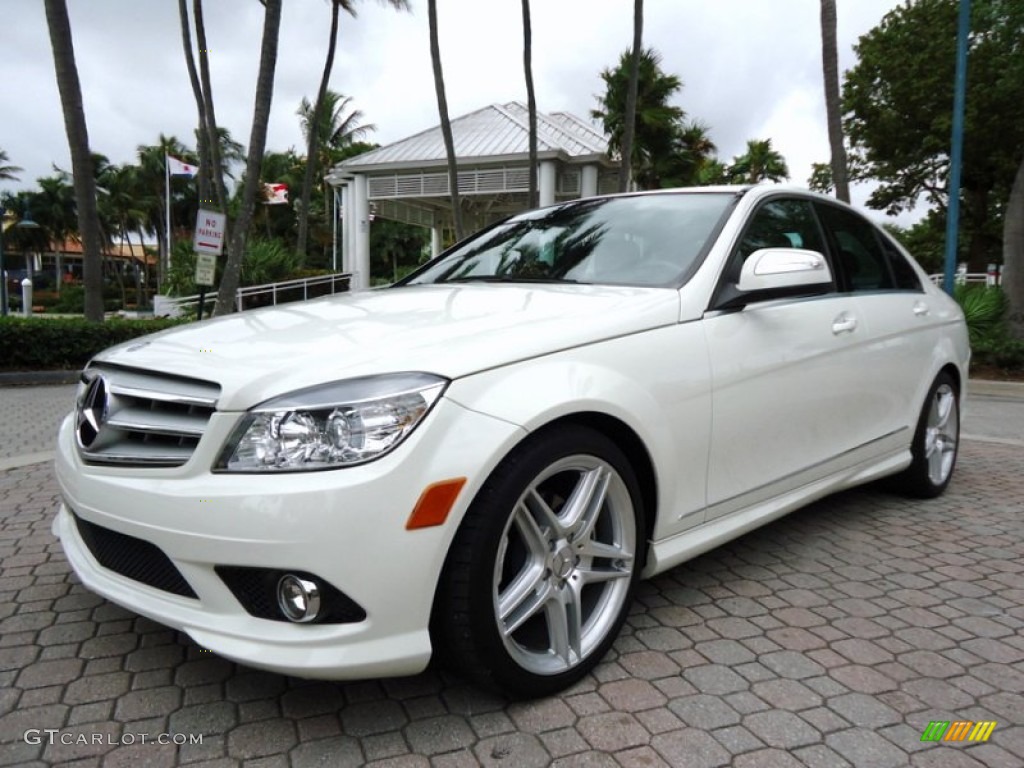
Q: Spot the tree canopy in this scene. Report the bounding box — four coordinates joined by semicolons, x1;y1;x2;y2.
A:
843;0;1024;267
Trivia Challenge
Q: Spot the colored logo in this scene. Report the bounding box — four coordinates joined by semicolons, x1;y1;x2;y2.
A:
921;721;997;743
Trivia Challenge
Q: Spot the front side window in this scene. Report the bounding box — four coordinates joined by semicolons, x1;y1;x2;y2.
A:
722;198;828;285
403;193;737;288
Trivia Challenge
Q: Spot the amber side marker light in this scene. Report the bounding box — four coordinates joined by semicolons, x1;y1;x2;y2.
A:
406;478;467;530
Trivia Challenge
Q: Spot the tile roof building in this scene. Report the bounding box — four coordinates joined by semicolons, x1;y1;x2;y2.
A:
327;102;617;288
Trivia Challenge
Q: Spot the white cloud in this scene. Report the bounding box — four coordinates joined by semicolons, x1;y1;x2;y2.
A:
1;0;909;220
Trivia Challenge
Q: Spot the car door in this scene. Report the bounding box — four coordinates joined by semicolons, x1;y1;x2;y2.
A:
814;202;940;442
702;196;878;519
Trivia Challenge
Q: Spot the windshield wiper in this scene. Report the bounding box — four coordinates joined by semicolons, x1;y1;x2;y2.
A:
441;275;585;284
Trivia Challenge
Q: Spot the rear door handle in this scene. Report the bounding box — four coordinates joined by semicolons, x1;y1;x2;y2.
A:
913;301;930;317
832;313;858;335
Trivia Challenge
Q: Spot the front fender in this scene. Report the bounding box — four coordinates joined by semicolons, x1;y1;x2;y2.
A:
445;323;712;541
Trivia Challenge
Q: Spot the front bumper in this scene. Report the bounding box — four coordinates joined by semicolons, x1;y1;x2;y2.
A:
53;397;524;680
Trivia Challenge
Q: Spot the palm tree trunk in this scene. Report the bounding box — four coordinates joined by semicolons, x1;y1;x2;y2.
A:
428;0;464;240
194;1;229;214
297;0;342;258
214;0;282;316
177;0;213;206
1004;155;1024;338
522;0;538;208
820;0;850;202
619;0;643;193
44;0;105;322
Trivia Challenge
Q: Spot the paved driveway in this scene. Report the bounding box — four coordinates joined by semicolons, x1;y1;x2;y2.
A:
0;385;1022;766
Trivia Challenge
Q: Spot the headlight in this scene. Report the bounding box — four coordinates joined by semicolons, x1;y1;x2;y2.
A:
216;372;447;472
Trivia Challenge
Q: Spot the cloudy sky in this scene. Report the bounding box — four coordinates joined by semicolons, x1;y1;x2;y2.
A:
2;0;908;218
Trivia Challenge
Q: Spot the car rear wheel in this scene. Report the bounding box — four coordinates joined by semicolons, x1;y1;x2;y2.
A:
432;425;643;698
893;371;960;498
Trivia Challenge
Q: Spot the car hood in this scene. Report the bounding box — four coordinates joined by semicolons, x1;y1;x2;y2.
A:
95;283;680;410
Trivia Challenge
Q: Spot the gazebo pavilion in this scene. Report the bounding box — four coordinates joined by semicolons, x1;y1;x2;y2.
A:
326;101;618;289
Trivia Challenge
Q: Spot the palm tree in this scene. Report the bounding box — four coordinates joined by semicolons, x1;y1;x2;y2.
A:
194;0;228;213
43;0;104;322
820;0;850;202
521;0;538;208
177;0;212;207
299;92;374;157
296;0;409;257
96;162;148;306
619;0;644;193
214;0;283;316
136;135;193;288
0;149;22;182
729;139;790;184
297;90;373;253
669;120;717;187
592;48;685;190
211;125;245;180
428;0;465;240
296;0;344;259
33;175;79;247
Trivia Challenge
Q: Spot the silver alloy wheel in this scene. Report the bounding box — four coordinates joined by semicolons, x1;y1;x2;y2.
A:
925;383;959;486
492;455;636;676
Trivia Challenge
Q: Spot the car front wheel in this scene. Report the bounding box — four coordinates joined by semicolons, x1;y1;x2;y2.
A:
432;425;644;697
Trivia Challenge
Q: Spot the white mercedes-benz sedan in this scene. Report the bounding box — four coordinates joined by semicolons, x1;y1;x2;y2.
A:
54;185;969;697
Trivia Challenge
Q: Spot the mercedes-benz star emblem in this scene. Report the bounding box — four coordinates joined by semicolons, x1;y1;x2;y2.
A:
76;375;108;449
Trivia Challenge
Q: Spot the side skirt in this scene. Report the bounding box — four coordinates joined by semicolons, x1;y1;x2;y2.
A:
642;447;911;579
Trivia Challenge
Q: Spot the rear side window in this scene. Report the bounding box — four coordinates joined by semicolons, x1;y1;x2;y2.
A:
881;236;923;291
816;204;894;292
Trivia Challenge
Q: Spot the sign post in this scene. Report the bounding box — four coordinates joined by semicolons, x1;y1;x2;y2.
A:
193;209;226;320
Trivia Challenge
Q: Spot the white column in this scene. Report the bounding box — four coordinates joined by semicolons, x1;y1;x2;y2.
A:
539;160;557;207
353;174;370;291
331;187;339;272
346;182;357;276
340;184;351;274
581;164;599;198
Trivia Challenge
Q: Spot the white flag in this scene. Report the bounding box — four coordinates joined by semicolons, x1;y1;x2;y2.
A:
263;182;288;205
167;155;198;177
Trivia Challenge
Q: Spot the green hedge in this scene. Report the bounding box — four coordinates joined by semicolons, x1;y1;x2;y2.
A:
0;316;186;371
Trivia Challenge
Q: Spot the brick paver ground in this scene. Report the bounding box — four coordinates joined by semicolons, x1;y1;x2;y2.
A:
0;385;73;463
1;440;1022;767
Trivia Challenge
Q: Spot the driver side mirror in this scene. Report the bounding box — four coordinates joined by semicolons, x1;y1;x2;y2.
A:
713;248;833;311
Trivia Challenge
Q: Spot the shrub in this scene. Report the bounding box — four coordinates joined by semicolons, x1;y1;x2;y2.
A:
163;238;304;298
241;238;301;286
0;316;186;371
972;334;1024;372
954;284;1008;346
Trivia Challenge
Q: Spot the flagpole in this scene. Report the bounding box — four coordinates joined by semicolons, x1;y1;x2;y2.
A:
164;154;172;290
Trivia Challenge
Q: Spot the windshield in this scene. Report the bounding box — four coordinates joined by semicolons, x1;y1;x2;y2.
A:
403;192;736;288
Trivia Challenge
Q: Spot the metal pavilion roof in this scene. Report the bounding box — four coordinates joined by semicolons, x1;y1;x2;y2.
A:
337;101;612;172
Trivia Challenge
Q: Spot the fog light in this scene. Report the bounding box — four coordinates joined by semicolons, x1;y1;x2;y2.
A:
276;574;321;623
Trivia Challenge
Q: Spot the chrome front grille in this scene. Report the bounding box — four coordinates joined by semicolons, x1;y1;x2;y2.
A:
76;363;220;467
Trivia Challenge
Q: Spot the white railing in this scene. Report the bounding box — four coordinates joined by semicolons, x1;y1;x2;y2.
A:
928;272;1000;287
154;272;352;317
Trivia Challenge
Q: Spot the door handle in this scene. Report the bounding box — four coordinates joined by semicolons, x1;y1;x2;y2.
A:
832;313;857;335
913;301;930;317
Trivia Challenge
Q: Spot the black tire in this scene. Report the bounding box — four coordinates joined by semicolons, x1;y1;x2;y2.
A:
431;424;645;698
891;371;960;498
